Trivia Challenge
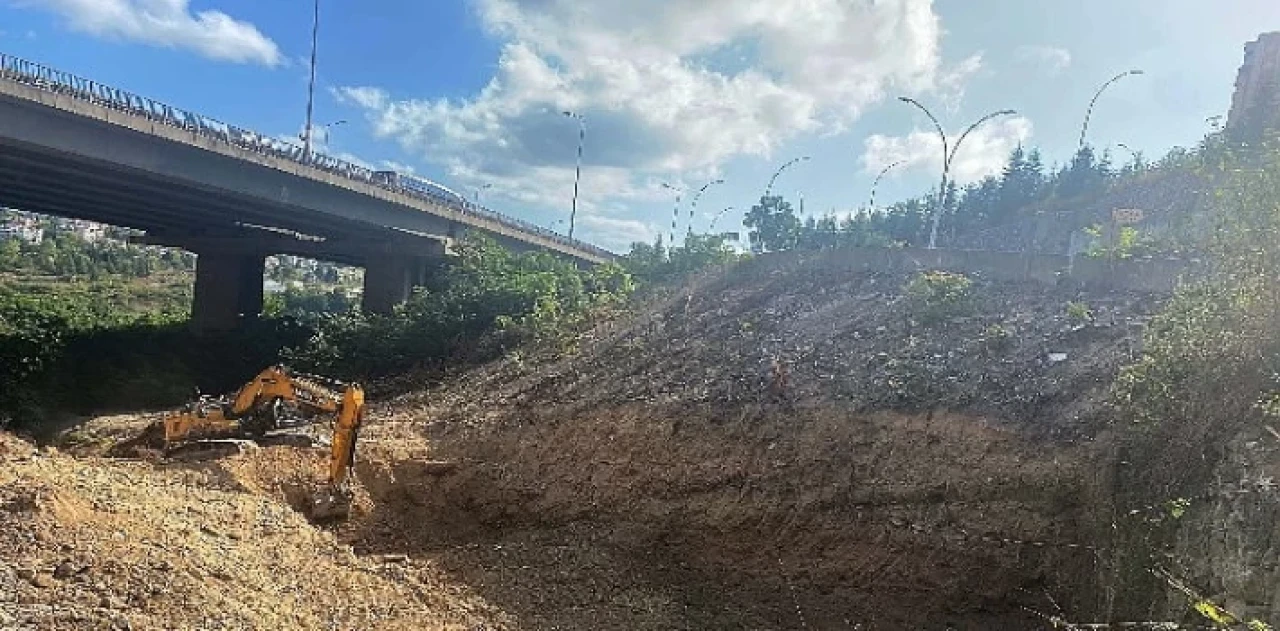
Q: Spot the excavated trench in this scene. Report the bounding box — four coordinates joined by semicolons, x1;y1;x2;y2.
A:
316;404;1112;630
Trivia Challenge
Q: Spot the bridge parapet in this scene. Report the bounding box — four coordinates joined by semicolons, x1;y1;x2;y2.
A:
0;52;613;262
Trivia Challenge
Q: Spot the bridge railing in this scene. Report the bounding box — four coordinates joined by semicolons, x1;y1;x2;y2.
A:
0;52;612;260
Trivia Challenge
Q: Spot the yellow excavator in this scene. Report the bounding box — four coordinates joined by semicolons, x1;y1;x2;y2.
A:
132;365;365;520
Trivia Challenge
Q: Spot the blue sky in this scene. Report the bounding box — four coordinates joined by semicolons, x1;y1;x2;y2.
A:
1;0;1277;251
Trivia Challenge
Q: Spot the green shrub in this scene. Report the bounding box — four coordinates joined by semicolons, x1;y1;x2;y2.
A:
904;270;975;324
1065;301;1094;323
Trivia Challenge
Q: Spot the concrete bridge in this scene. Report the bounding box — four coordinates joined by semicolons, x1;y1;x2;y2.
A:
0;53;613;330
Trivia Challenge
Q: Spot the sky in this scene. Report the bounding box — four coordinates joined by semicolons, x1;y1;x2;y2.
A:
0;0;1277;252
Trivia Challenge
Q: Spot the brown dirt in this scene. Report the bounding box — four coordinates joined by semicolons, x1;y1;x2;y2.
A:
1;259;1172;629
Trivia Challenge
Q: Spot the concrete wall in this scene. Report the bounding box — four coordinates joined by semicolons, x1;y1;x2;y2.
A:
743;247;1197;293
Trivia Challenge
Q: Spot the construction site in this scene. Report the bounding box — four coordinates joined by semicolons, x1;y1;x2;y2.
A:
3;8;1280;631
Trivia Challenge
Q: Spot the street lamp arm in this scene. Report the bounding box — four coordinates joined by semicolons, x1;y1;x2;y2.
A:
952;109;1018;162
869;160;902;210
898;97;948;160
1079;69;1144;150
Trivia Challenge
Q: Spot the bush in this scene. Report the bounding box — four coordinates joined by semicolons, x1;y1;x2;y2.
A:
285;235;635;379
904;271;975;324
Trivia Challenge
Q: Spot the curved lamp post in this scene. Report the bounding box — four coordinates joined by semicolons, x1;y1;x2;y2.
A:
688;178;725;237
764;156;810;198
898;97;1017;249
661;181;684;246
868;160;902;211
1078;70;1144;151
709;206;736;232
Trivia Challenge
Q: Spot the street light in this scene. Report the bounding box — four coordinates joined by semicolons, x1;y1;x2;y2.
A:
1078;69;1144;151
688;178;725;237
765;156;810;198
562;111;586;241
661;181;684;246
868;160;901;211
1114;142;1139;162
898;97;1017;249
302;0;321;163
300;119;346;145
473;183;493;204
709;206;736;232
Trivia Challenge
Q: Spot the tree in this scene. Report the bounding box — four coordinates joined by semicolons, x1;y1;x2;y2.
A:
743;195;801;252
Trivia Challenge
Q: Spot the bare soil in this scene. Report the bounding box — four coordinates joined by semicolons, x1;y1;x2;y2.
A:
1;259;1169;629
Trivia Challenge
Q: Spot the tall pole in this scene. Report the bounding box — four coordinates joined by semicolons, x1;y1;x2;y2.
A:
765;156;810;198
563;111;585;241
662;182;683;246
868;160;902;211
303;0;320;163
688;178;724;237
899;97;1015;249
1078;69;1144;151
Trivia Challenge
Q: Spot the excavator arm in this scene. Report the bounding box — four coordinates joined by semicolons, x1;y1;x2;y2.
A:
160;366;344;446
309;383;365;521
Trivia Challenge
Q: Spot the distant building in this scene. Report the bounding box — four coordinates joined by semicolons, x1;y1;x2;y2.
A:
0;215;43;244
1227;32;1280;142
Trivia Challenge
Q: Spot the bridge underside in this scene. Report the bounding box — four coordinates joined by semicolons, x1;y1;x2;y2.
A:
0;138;453;330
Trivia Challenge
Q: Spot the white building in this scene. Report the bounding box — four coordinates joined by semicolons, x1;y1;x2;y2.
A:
0;220;43;245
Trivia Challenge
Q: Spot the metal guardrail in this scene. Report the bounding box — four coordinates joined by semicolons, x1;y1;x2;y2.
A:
0;52;612;260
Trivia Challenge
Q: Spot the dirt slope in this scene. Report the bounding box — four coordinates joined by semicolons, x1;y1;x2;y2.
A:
3;253;1170;630
356;254;1168;627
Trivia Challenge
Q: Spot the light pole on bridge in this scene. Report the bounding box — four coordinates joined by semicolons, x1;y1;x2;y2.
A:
302;0;321;163
562;111;585;241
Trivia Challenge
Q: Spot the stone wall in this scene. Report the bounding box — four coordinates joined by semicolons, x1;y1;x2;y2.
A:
1227;32;1280;142
755;246;1196;293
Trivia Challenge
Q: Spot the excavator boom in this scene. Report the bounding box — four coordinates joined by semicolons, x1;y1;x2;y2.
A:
309;383;365;521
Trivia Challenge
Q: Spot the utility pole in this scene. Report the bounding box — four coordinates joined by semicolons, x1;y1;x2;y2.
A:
563;111;585;241
302;0;320;163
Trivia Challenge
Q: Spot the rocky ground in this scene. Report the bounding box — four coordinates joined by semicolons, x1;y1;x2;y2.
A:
0;257;1176;629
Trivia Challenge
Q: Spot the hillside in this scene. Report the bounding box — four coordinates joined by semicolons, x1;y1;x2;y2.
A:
2;252;1174;629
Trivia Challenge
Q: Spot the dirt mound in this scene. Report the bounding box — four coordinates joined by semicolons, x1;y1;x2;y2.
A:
0;431;508;630
7;255;1172;629
354;257;1169;627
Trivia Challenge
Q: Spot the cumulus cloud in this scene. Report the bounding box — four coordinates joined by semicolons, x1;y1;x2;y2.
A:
1016;45;1072;75
335;0;969;217
578;215;657;251
18;0;282;66
861;116;1034;185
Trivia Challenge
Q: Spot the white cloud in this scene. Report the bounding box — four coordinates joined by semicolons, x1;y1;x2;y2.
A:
335;0;969;228
861;116;1034;185
1016;45;1072;75
18;0;282;66
578;215;656;251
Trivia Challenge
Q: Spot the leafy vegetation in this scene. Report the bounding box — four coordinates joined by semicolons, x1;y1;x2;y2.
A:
903;270;975;324
284;236;635;379
736;144;1172;255
1101;139;1280;621
0;231;194;278
622;233;742;286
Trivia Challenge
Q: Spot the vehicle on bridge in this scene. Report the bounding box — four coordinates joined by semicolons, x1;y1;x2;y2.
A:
373;171;466;206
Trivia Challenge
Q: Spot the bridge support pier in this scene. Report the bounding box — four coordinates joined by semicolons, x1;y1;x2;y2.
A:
191;251;266;332
362;255;438;314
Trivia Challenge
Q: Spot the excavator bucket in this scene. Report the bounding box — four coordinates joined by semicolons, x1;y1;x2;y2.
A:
308;487;352;521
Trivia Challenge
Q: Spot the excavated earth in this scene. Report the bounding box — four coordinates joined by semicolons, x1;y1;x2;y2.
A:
1;252;1173;629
